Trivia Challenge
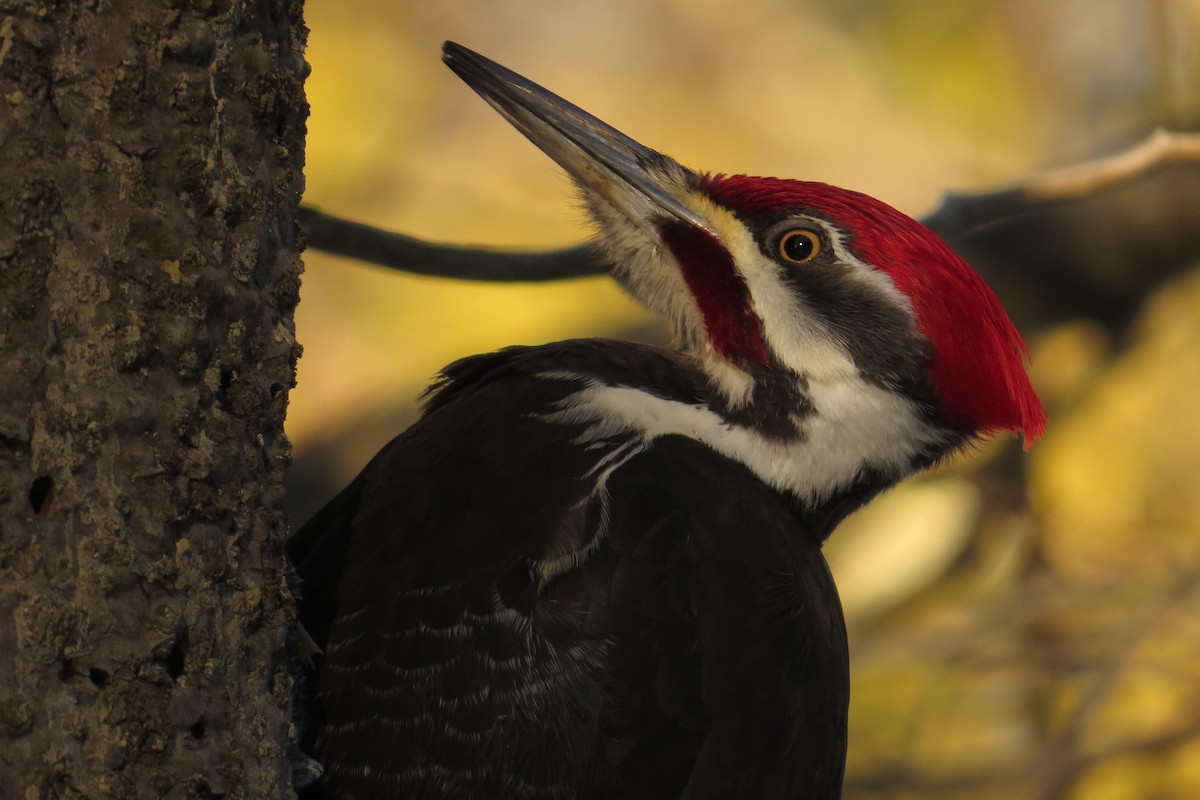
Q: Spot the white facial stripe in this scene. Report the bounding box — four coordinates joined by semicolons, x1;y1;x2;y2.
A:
699;348;755;407
542;379;949;506
677;196;922;385
592;185;920;418
679;195;855;381
820;220;915;319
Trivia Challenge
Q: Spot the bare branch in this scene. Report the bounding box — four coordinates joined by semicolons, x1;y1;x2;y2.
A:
922;129;1200;238
298;206;605;282
300;130;1200;282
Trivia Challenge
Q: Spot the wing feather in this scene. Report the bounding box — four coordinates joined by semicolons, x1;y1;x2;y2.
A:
290;342;847;799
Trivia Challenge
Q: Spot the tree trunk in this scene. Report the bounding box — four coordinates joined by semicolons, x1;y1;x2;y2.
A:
0;1;306;797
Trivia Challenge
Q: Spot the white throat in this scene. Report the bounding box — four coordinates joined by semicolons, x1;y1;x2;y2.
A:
540;371;952;508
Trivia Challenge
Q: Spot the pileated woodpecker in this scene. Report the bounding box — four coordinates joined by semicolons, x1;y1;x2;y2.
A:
289;42;1047;799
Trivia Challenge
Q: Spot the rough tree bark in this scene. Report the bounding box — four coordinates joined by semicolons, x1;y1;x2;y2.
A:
0;1;306;797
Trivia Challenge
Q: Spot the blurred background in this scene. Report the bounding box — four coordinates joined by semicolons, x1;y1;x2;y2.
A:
292;1;1200;797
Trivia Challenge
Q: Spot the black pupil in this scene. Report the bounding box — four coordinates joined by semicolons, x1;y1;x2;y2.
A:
783;232;815;262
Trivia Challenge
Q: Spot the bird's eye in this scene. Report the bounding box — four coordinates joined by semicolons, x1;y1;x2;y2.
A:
776;229;822;265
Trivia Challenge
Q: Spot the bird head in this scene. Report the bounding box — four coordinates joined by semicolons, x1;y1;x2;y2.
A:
443;43;1046;459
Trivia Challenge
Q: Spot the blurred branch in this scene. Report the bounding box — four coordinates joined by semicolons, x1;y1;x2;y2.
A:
924;129;1200;238
844;569;1200;799
1030;572;1197;800
846;711;1200;799
845;710;1200;799
298;206;604;282
1084;712;1200;763
300;130;1200;283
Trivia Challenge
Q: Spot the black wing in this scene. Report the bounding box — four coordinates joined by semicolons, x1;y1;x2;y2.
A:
288;342;848;799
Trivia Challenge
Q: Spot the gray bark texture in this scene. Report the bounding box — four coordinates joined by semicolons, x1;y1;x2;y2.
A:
0;1;307;797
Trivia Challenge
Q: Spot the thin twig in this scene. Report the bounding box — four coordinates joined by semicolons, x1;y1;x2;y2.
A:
300;130;1200;281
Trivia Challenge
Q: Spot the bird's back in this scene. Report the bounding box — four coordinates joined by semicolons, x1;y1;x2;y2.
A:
289;340;849;799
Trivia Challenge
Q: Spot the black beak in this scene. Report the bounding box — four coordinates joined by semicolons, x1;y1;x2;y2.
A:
442;42;709;233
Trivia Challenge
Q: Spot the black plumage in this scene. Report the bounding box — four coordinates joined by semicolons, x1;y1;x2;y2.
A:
290;342;848;799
